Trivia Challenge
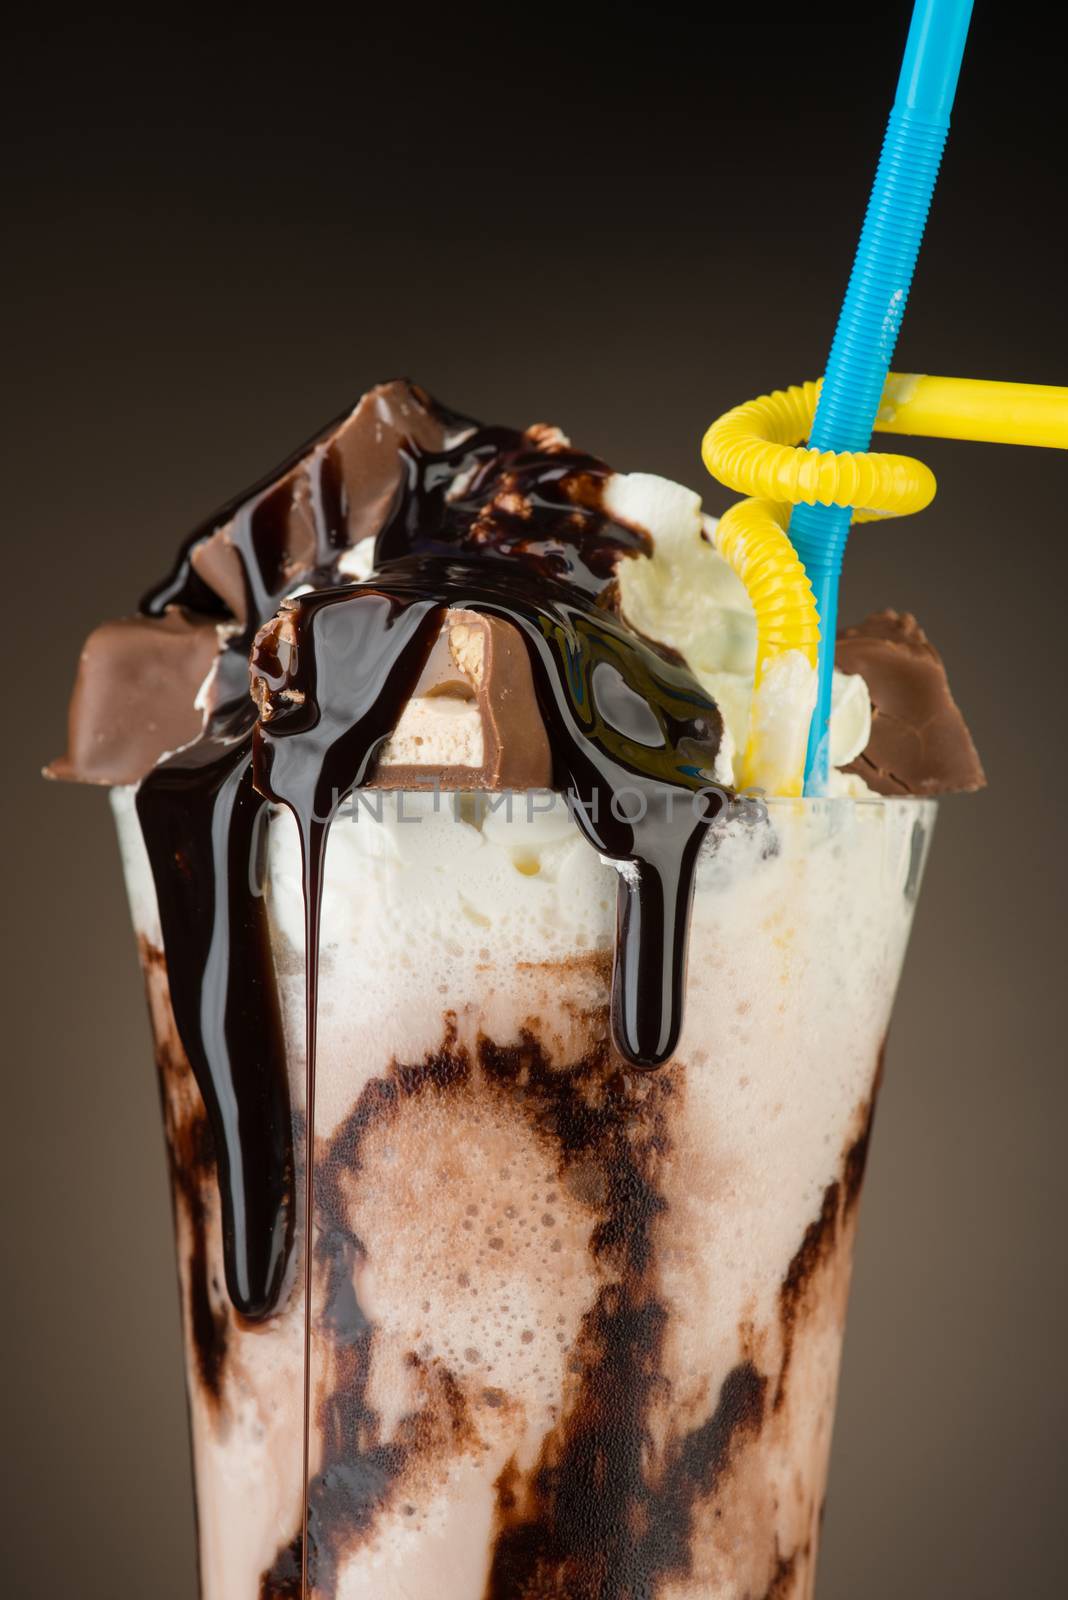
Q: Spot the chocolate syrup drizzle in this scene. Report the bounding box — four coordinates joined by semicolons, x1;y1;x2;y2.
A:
135;424;355;1319
254;565;724;1067
133;394;727;1332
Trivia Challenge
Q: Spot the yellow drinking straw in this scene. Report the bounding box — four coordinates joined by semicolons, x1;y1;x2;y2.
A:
702;373;1068;794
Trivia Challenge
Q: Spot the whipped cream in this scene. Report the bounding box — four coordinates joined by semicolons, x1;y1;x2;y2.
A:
606;472;872;791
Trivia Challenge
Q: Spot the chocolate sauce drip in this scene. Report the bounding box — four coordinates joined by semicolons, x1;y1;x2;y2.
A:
132;405;443;1318
134;439;372;1318
136;719;292;1318
255;561;724;1067
369;425;725;1063
129;388;728;1326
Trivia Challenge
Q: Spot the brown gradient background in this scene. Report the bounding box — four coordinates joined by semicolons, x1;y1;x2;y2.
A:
4;5;1065;1597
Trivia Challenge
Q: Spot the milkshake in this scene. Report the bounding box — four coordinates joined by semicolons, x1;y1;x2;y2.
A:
51;381;983;1598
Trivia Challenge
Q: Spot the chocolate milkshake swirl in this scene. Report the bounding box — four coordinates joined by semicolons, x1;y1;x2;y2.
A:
120;387;725;1325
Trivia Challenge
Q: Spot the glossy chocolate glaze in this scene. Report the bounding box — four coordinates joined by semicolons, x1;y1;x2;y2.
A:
133;394;466;1318
131;389;726;1337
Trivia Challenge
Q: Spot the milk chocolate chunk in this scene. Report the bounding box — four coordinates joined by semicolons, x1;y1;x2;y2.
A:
836;610;985;796
46;609;223;786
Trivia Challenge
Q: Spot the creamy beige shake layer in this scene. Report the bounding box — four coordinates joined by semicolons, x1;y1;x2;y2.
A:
114;787;932;1600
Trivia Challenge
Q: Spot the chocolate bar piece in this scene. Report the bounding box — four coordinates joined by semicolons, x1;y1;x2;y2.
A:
46;609;222;786
371;609;552;790
252;603;552;792
836;610;985;796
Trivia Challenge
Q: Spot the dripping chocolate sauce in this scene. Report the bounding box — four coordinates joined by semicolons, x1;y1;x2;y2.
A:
135;432;354;1321
254;561;725;1068
135;407;427;1318
131;392;727;1592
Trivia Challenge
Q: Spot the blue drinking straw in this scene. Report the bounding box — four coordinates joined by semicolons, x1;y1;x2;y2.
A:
789;0;975;793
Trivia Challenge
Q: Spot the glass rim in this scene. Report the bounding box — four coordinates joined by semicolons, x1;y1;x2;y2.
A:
752;792;939;811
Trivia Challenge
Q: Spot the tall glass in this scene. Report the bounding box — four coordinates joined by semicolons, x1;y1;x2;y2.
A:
113;786;934;1600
